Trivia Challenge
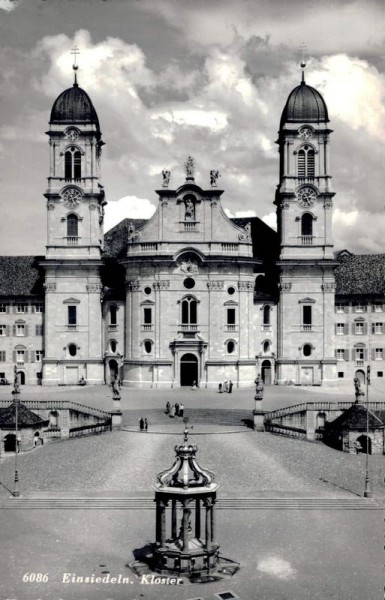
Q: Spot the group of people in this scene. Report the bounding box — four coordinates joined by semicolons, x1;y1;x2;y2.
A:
139;417;148;432
218;380;233;393
166;402;184;418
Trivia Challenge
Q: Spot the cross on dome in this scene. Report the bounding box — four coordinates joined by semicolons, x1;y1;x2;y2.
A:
71;44;80;86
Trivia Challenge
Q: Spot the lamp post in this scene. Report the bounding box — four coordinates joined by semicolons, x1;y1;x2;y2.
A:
12;366;20;497
364;365;372;498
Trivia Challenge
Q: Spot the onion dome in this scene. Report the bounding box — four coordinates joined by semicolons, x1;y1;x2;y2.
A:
280;76;328;127
50;82;100;128
156;428;217;492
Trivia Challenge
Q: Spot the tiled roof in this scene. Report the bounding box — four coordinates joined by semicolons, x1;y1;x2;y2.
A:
0;402;49;428
103;218;148;258
0;256;44;297
327;404;384;430
335;254;385;296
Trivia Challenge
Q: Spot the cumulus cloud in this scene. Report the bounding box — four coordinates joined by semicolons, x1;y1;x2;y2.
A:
333;208;385;253
104;196;156;232
0;0;21;12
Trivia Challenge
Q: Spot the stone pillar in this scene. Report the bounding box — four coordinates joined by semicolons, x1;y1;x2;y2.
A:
205;501;211;549
155;499;161;544
195;498;201;539
160;501;166;547
171;499;177;539
306;410;317;441
182;504;189;551
210;498;215;543
110;389;122;429
60;409;70;438
253;376;265;431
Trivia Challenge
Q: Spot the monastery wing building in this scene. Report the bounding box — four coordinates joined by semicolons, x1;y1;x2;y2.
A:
0;69;384;388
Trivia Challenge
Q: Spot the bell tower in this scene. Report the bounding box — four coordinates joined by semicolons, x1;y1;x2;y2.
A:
275;63;337;386
42;55;106;385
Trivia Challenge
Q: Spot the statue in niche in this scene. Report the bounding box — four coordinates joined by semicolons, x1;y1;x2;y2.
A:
184;197;195;221
162;170;171;187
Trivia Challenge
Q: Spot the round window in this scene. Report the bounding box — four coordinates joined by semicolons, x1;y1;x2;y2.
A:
68;344;77;357
227;286;236;296
303;344;312;357
227;341;235;354
144;286;152;295
144;340;152;354
183;278;195;289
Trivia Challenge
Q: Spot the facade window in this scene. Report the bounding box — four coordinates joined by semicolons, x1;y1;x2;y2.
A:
68;306;77;329
338;372;345;378
302;305;312;330
181;297;197;325
144;340;153;354
0;325;6;336
35;325;43;336
226;308;236;331
372;323;384;334
16;350;25;364
355;348;364;361
298;146;315;177
0;351;6;362
336;349;345;361
226;340;235;354
64;147;81;179
353;303;366;313
227;286;236;296
263;305;271;326
355;322;364;335
16;303;27;313
34;304;44;313
144;308;153;324
301;213;313;237
372;303;383;312
336;303;346;313
68;344;77;357
183;278;195;289
109;340;117;353
378;372;384;378
263;341;270;353
16;324;25;336
336;323;345;335
35;350;44;362
0;303;9;313
67;214;79;238
109;305;117;326
143;286;152;296
303;344;312;357
375;348;383;360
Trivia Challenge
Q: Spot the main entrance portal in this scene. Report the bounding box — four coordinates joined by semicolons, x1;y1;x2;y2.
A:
180;353;198;386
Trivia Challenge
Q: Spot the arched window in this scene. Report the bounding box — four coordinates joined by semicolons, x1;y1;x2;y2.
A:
68;343;77;357
263;305;271;325
298;146;315;177
64;147;82;179
67;214;78;238
181;296;197;324
109;340;117;353
109;305;117;326
303;344;312;357
263;340;270;353
301;213;313;237
144;340;153;354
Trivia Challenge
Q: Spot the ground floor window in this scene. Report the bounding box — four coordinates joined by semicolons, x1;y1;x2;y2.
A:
338;372;345;378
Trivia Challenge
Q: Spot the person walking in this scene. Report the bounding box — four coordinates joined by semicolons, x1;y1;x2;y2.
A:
170;405;175;418
218;383;222;393
224;381;229;392
166;401;171;414
139;417;144;431
144;418;148;432
228;380;233;393
175;402;180;417
191;380;197;390
179;403;184;418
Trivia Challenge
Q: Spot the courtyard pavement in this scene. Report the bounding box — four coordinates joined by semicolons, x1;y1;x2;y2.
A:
0;383;384;599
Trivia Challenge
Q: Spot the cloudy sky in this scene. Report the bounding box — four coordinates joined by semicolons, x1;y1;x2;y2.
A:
0;0;384;255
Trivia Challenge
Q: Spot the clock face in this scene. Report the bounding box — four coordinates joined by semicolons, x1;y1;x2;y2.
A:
66;128;79;141
299;127;313;140
297;186;317;207
62;188;82;208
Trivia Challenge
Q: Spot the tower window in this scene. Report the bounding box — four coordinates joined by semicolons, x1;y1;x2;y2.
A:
67;214;79;238
302;306;312;330
263;341;270;353
303;344;312;357
298;146;315;177
68;344;77;357
144;308;152;324
109;305;117;326
68;306;77;328
301;213;313;237
227;308;236;325
226;340;235;354
144;340;153;354
65;147;82;180
263;305;271;326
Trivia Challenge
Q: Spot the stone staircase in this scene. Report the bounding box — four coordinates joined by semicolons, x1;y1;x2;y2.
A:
123;408;252;428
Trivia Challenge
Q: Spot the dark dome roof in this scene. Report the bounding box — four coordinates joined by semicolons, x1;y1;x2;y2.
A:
280;80;328;127
50;83;100;128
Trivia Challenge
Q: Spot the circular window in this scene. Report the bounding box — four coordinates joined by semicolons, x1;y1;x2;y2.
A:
110;340;117;353
183;278;195;289
144;340;152;354
144;286;152;295
303;344;312;357
227;341;235;354
68;344;77;357
227;286;236;296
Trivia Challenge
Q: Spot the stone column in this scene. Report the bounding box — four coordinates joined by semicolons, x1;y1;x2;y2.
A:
195;498;201;539
171;499;177;539
205;500;211;549
160;501;167;547
210;498;216;544
253;376;265;431
155;499;161;544
182;503;189;551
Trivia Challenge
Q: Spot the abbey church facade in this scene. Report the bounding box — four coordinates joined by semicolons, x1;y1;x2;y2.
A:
0;71;384;388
